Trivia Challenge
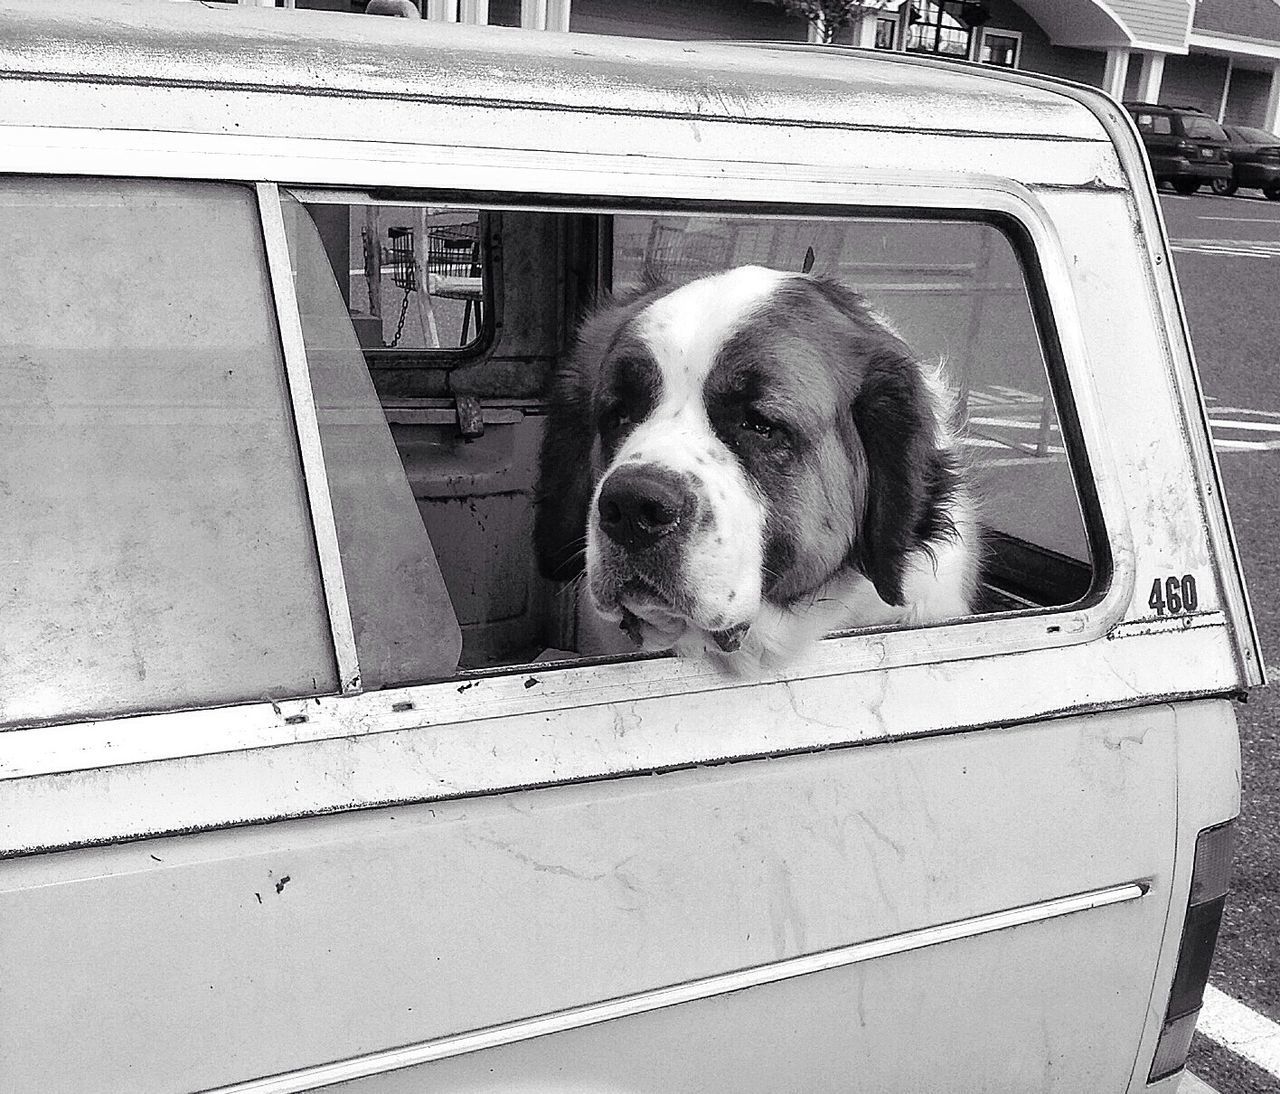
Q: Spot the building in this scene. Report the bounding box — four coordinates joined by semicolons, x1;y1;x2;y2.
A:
232;0;1280;131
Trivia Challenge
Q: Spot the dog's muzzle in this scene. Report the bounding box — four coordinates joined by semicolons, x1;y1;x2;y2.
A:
596;465;694;551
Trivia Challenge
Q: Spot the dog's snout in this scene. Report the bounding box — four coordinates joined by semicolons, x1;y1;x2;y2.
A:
597;466;693;550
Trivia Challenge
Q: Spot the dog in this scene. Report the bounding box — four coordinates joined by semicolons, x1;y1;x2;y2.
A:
535;265;979;672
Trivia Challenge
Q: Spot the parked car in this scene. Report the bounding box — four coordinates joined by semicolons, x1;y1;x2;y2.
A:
1213;123;1280;198
0;2;1264;1092
1124;101;1233;194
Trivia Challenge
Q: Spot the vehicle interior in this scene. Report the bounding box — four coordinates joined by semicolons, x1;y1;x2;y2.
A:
287;191;1098;678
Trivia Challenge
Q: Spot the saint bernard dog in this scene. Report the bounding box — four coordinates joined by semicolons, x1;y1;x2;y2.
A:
535;265;979;672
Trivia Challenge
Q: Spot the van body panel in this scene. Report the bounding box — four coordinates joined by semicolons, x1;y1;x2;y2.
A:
3;705;1176;1093
0;5;1256;1092
0;0;1108;143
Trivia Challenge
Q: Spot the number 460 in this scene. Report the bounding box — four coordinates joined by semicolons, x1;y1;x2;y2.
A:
1149;574;1198;616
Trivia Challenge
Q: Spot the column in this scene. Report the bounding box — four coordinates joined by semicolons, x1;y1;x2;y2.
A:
1103;48;1130;101
853;12;878;49
1134;52;1165;104
425;0;459;20
459;0;488;23
1265;65;1280;133
522;0;569;31
546;0;569;32
1217;57;1234;122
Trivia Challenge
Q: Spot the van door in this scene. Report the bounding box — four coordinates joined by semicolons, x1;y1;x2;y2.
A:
0;166;1247;1093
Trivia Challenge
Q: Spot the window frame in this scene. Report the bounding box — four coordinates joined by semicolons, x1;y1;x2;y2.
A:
1;167;1154;856
905;1;976;61
874;16;897;51
977;27;1022;69
357;206;500;370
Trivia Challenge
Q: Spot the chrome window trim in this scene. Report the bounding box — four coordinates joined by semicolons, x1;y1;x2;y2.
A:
256;182;361;695
201;882;1146;1094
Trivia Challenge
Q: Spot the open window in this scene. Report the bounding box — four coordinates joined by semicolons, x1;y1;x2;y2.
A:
283;193;1098;682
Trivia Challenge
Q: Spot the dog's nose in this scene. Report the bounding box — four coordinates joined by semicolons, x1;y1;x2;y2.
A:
597;467;693;550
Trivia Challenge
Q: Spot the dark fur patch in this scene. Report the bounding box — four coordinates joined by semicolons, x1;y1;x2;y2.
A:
534;283;676;581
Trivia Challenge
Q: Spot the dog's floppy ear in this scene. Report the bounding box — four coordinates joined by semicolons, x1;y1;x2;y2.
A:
534;288;657;581
534;345;598;582
806;278;938;607
851;347;937;606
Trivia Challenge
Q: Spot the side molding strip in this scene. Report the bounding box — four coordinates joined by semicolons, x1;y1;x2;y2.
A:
203;882;1145;1094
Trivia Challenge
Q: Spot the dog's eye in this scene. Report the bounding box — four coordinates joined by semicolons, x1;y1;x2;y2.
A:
739;408;777;439
601;405;630;434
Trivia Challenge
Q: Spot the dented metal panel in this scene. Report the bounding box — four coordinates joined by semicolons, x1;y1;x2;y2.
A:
0;706;1181;1093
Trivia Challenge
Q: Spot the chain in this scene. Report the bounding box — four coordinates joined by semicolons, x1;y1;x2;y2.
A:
385;288;412;349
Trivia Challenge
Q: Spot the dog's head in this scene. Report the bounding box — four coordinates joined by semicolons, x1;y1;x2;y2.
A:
535;266;954;658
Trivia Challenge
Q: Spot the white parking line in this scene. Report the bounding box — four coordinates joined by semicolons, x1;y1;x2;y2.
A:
1209;406;1280;419
1171;239;1280;259
1195;215;1280;224
962;387;1280;457
1211;418;1280;433
1199;985;1280;1079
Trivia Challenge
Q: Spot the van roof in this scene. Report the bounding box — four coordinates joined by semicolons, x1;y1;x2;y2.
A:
0;0;1108;143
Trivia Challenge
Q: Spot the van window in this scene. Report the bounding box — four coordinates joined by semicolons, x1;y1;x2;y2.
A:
285;195;1095;679
1182;116;1227;141
0;179;336;727
309;201;490;358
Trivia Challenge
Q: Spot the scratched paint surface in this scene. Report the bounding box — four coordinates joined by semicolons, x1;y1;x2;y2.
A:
0;705;1178;1093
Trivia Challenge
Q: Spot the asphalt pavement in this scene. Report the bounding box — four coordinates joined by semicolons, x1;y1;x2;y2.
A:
1159;188;1280;1094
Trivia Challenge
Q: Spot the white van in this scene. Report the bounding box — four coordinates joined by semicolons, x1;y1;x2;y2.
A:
0;2;1264;1091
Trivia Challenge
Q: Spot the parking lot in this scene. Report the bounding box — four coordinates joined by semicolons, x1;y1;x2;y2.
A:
1161;189;1280;1094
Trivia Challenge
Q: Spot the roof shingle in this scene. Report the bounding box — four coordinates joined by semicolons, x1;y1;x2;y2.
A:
1193;0;1280;43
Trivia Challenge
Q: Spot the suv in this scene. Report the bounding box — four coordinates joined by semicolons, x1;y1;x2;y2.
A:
1124;102;1232;194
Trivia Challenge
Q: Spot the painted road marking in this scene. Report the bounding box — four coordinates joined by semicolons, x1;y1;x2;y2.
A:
964;393;1280;454
1207;408;1280;450
1196;214;1280;224
1171;238;1280;258
1199;985;1280;1079
1209;406;1280;419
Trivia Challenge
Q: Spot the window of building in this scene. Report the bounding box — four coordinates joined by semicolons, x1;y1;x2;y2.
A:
978;28;1020;68
905;1;975;59
875;16;897;50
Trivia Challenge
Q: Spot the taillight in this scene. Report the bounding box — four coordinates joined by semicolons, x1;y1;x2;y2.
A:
1176;139;1196;153
1148;820;1235;1082
1260;146;1280;161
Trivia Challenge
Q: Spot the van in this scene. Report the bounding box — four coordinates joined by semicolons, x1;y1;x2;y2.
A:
0;2;1265;1091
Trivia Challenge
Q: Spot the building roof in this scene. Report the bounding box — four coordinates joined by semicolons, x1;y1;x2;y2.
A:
1193;0;1280;44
